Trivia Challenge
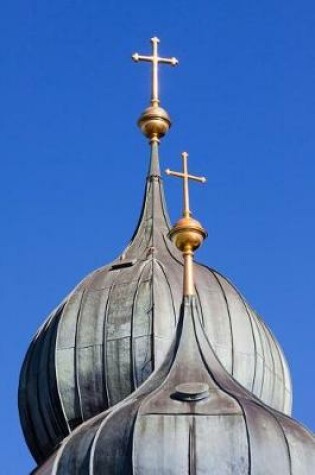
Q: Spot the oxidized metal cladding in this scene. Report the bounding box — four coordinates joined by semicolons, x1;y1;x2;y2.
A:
18;304;69;463
19;144;292;464
32;298;315;475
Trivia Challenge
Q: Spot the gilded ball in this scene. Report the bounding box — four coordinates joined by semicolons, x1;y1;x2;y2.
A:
169;216;207;252
138;106;171;139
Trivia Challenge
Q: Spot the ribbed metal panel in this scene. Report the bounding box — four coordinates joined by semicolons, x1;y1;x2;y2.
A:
19;143;292;464
33;297;314;475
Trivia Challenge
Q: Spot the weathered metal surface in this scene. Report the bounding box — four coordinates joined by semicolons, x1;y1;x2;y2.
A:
33;297;314;474
19;143;292;464
174;382;210;401
19;304;69;463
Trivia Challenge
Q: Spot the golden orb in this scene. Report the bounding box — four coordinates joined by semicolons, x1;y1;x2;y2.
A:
138;106;171;140
169;216;207;252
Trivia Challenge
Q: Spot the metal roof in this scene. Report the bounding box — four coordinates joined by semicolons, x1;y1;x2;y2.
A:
33;295;314;474
19;142;292;464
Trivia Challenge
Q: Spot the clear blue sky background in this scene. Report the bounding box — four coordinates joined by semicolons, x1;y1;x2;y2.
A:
1;1;314;472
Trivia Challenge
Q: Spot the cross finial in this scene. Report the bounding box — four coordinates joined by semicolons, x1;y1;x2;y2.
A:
166;152;206;218
132;37;179;108
166;152;207;296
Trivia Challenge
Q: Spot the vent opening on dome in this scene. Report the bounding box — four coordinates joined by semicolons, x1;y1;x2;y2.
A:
110;259;137;270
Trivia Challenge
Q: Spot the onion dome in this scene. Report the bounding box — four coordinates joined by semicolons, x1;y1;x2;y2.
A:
19;38;292;466
19;142;292;465
32;295;315;475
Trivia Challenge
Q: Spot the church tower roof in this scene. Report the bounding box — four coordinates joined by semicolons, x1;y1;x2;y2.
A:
32;297;315;475
31;149;315;475
19;38;296;469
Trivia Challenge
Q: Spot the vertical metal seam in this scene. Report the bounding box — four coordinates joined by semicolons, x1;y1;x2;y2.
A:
50;435;70;475
259;319;277;409
33;318;55;459
155;260;177;327
211;270;235;376
42;308;65;445
188;416;196;475
264;410;293;475
130;260;152;389
194;286;204;328
151;256;155;372
21;326;46;462
74;290;86;422
237;399;252;475
102;277;115;408
55;299;74;435
151;171;157;372
158;174;172;229
192;302;251;474
88;401;137;473
103;267;129;408
246;305;266;400
238;298;258;393
264;319;288;413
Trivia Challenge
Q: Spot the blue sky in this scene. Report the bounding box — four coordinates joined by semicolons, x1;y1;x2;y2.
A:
1;1;315;472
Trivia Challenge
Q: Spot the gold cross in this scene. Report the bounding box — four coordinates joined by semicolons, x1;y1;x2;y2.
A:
132;37;178;107
166;152;206;218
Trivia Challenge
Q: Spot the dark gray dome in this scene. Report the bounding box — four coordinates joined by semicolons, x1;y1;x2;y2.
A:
33;296;314;475
19;143;292;464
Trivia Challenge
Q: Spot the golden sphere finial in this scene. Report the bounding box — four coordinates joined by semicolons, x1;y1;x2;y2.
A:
169;215;207;296
169;215;207;253
138;106;171;141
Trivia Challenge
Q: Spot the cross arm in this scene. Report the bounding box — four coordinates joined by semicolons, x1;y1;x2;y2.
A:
165;169;206;183
132;54;178;66
158;56;179;66
132;53;153;62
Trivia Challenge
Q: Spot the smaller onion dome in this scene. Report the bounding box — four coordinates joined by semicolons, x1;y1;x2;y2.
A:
33;296;315;475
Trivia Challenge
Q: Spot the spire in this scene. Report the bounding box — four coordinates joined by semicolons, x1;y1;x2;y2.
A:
147;138;161;177
166;152;207;295
127;37;178;255
132;37;178;143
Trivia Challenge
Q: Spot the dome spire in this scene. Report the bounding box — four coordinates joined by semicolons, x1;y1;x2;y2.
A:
132;37;178;143
166;152;207;295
